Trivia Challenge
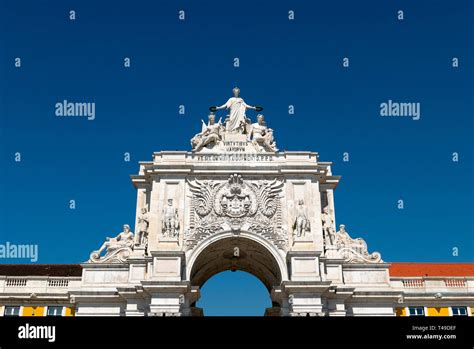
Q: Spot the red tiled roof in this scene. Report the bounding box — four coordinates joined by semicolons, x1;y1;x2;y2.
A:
0;264;82;277
390;263;474;277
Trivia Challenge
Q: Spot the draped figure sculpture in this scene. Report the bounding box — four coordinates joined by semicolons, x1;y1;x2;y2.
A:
214;87;257;134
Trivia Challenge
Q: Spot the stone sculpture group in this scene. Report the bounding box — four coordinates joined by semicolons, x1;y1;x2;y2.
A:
191;87;278;152
88;88;381;265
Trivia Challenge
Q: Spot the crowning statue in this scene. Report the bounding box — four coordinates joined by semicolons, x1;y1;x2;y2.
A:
135;207;149;247
190;87;278;152
293;200;311;239
215;87;257;134
89;224;135;263
162;199;180;238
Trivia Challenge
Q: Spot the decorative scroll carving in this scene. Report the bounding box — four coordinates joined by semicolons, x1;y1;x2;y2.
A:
185;174;286;250
333;224;382;263
89;224;134;263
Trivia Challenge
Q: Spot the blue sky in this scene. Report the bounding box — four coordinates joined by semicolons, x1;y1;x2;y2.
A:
1;0;473;315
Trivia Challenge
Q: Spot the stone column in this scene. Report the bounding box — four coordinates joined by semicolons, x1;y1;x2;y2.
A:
118;286;148;316
326;189;336;229
311;179;324;252
283;281;331;316
284;251;330;316
266;286;290;316
324;287;354;316
142;251;189;316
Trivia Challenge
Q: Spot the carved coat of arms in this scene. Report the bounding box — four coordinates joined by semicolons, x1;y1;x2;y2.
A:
185;174;287;250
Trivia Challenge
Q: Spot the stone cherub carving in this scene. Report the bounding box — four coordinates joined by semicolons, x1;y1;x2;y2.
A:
321;207;335;247
293;200;311;239
250;114;278;152
191;113;224;151
162;199;180;238
213;87;259;134
89;224;134;263
135;207;149;247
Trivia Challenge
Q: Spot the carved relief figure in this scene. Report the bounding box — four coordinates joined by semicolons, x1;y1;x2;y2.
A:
89;224;134;263
214;87;257;134
321;207;335;246
191;113;223;151
162;199;179;238
250;114;278;152
135;207;149;247
293;200;311;238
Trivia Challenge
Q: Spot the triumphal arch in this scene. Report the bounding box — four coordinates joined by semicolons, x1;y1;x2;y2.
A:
79;88;388;316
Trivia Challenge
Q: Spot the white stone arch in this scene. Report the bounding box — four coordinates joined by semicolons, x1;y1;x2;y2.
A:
185;230;289;289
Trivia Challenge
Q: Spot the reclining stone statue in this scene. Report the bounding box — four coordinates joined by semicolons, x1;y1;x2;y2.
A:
191;113;224;151
333;224;382;263
89;224;134;263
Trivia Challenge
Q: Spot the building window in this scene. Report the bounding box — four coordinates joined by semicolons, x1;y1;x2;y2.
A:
4;306;21;317
452;307;468;316
47;306;63;317
408;307;425;316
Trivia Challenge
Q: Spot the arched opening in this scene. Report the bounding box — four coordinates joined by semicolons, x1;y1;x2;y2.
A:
197;270;271;316
188;235;284;316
